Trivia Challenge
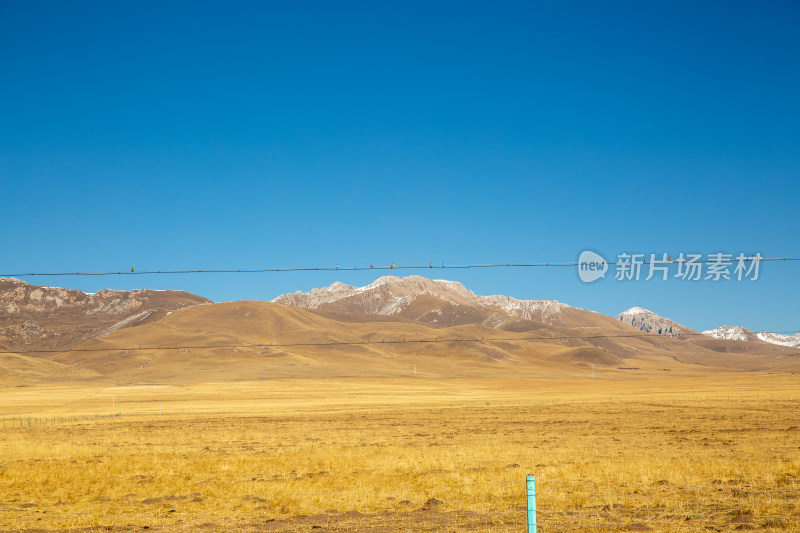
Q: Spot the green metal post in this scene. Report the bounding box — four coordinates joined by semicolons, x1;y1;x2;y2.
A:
527;475;536;533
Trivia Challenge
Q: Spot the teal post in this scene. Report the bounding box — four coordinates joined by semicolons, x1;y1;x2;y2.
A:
526;475;536;533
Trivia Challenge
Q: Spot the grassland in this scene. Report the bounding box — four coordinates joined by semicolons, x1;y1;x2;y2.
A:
1;374;799;532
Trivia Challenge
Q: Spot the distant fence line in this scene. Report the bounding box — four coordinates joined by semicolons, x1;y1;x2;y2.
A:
1;412;117;429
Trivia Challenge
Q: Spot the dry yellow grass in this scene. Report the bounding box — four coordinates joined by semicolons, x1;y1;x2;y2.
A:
1;375;799;531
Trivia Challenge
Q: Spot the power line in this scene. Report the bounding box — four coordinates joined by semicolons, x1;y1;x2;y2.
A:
4;329;799;356
2;257;799;278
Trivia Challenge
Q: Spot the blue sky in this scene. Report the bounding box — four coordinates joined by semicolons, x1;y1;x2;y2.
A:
1;1;798;332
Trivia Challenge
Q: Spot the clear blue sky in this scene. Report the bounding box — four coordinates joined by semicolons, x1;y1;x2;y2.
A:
2;1;798;332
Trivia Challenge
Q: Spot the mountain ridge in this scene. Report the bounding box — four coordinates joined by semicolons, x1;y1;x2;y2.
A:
0;277;211;354
274;275;615;330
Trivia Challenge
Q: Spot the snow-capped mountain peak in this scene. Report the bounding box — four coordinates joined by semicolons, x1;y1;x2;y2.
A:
701;325;755;342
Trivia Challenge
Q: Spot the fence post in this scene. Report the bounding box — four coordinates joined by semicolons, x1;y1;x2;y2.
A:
527;475;536;533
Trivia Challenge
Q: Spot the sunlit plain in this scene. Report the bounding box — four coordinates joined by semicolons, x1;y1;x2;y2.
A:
1;374;798;531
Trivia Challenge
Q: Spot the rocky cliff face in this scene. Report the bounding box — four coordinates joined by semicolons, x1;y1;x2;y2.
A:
0;277;211;354
615;307;696;337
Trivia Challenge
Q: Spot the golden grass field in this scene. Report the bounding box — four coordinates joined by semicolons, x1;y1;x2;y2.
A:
1;374;799;532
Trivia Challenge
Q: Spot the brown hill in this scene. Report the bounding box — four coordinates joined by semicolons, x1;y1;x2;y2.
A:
49;301;594;382
0;277;211;354
0;352;101;387
44;299;800;385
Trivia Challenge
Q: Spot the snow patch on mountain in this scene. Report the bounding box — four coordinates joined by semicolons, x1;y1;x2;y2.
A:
700;325;799;348
701;325;754;341
757;331;800;348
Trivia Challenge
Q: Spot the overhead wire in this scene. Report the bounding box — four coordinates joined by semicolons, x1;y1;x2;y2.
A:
2;256;799;278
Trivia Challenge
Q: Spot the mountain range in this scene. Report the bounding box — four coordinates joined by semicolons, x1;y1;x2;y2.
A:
276;276;796;349
1;275;798;385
